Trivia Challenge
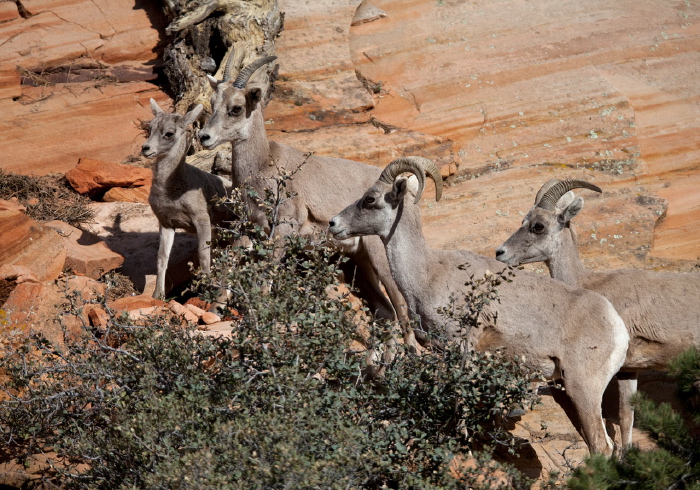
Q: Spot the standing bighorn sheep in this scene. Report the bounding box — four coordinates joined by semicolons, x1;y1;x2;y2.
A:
496;178;700;446
198;55;415;344
142;99;233;299
329;157;630;455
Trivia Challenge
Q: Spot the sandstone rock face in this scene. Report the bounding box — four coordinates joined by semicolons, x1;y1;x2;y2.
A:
65;157;152;196
347;0;700;264
0;200;66;282
0;0;170;175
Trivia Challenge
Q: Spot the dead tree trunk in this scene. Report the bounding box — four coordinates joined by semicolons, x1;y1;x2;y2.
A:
157;1;283;172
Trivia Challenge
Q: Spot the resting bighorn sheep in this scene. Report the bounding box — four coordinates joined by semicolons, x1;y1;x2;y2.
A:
496;178;700;446
198;54;414;343
329;157;630;455
142;99;232;299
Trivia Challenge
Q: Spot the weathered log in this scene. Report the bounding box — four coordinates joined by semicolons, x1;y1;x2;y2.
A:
160;0;283;114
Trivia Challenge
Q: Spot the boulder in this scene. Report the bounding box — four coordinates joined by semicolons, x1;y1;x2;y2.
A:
0;200;66;282
46;220;124;279
65;158;152;197
103;185;151;203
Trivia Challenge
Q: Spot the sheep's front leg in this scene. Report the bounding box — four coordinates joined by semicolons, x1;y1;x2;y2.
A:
155;225;176;299
193;215;213;274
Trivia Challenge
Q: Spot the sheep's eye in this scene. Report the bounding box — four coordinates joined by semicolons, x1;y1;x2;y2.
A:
532;222;545;234
164;131;174;139
364;196;375;206
229;105;243;116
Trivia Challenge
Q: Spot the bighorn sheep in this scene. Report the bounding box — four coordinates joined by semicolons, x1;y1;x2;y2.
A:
142;99;232;299
328;157;630;455
198;54;415;344
496;178;700;446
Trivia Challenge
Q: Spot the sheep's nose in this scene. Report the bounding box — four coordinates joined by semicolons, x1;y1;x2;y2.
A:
199;132;210;142
141;144;150;153
495;246;506;259
329;218;337;228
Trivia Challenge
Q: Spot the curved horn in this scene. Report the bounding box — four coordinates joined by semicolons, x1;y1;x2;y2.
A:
221;48;236;83
534;178;561;206
537;179;602;211
378;156;443;204
232;55;277;89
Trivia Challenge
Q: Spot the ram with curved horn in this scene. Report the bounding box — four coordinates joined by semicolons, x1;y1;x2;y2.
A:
199;54;418;348
329;157;630;456
496;178;700;447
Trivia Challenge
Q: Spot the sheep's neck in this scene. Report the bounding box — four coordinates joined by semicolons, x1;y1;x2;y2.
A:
231;108;269;187
546;226;588;287
381;200;431;303
152;137;188;189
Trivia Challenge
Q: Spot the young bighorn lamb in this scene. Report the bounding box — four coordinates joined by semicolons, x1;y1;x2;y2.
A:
198;54;415;345
329;157;630;455
495;178;700;446
143;99;232;299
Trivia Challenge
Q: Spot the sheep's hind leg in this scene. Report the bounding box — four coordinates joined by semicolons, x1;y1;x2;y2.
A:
564;378;615;455
616;373;637;448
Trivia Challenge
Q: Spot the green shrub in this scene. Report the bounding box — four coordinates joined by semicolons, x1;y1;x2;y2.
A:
0;179;536;488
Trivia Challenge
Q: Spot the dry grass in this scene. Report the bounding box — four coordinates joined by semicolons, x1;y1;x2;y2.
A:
102;271;138;301
0;170;93;227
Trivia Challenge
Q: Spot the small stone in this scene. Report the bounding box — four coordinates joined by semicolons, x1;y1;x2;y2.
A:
168;300;199;324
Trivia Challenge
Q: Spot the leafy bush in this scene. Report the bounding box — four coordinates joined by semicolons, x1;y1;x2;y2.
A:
568;348;700;489
0;179;536;488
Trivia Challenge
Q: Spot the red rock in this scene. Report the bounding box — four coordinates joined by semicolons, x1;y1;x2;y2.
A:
0;198;25;212
0;264;39;284
86;305;109;329
103;185;151;203
64;275;107;301
0;0;169;173
127;305;169;322
45;220;124;279
0;2;19;23
107;294;164;312
1;280;68;346
184;303;222;325
0;84;168;175
200;311;222;326
0;206;66;281
65;158;152;196
168;300;199;324
185;297;211;311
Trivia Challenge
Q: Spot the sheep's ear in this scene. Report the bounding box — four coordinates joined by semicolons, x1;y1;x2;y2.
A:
557;196;584;225
207;75;220;90
150;98;164;116
390;177;411;203
555;191;576;212
184;104;204;127
246;87;263;110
